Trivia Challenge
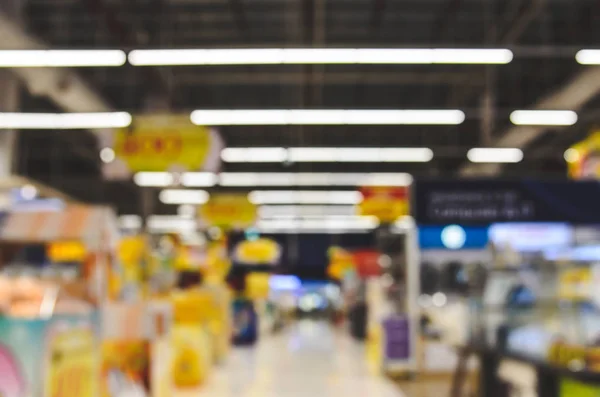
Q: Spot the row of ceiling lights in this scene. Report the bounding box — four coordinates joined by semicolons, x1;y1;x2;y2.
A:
133;172;414;187
0;109;579;129
158;189;367;205
106;147;520;170
3;48;600;67
217;147;525;163
118;213;386;232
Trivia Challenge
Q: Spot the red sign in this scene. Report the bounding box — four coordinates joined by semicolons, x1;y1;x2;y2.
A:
352;250;381;278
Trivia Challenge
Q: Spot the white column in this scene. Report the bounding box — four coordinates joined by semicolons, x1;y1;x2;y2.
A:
0;0;22;178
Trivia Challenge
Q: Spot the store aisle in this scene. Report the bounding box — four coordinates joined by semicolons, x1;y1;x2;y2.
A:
185;320;405;397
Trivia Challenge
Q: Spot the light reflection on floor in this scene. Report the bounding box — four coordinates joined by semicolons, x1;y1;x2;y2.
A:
190;320;407;397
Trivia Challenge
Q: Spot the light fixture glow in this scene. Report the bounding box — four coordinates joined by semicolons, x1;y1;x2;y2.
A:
118;215;142;229
180;172;218;187
133;172;174;187
219;172;413;187
159;189;209;205
221;147;288;163
258;205;357;218
575;50;600;65
467;148;524;163
0;112;132;129
147;215;196;232
190;109;465;126
441;225;467;249
564;148;581;164
256;217;378;231
133;171;411;187
248;190;363;205
509;110;578;126
221;147;433;162
0;50;127;67
20;184;38;200
178;204;196;218
100;147;115;163
129;48;513;66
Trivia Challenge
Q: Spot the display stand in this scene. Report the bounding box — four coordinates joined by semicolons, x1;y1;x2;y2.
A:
0;288;97;397
0;204;119;397
366;219;419;377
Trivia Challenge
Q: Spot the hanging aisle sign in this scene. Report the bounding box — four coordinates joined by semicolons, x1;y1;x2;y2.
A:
358;186;409;222
413;179;600;225
101;114;223;179
198;194;257;229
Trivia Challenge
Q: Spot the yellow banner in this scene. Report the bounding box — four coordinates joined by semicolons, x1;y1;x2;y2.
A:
199;194;257;228
109;115;222;174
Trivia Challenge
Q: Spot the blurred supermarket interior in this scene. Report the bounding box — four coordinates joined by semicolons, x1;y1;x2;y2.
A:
3;0;600;396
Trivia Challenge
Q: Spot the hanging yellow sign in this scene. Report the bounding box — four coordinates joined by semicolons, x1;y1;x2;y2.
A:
199;194;257;228
233;238;281;265
358;186;409;222
567;131;600;179
106;115;223;176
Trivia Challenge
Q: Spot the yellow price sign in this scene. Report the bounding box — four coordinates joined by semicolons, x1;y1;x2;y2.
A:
358;186;409;222
199;194;257;228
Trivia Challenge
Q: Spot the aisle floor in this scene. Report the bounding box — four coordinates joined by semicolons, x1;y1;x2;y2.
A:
187;320;449;397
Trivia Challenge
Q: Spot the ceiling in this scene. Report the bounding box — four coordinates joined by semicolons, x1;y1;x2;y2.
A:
7;0;600;215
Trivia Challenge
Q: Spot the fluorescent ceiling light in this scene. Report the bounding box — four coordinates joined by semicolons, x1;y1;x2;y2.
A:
221;147;288;163
289;147;433;162
134;172;174;187
0;112;132;129
467;148;524;163
118;215;142;229
509;110;578;126
219;172;413;187
0;50;126;67
129;48;513;66
133;172;412;187
147;216;196;232
221;147;433;162
575;50;600;65
258;205;357;218
159;189;210;204
261;214;378;222
178;204;197;218
190;109;465;126
248;190;363;205
256;217;379;232
180;172;219;187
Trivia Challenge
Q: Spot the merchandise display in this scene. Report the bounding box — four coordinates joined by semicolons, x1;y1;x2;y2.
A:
0;203;118;397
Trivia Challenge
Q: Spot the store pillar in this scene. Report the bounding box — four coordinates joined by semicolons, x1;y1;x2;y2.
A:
0;0;22;178
0;72;19;178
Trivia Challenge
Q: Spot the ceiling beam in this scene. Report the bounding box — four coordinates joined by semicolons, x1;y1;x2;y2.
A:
460;66;600;176
0;12;112;123
168;71;486;86
0;10;111;164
